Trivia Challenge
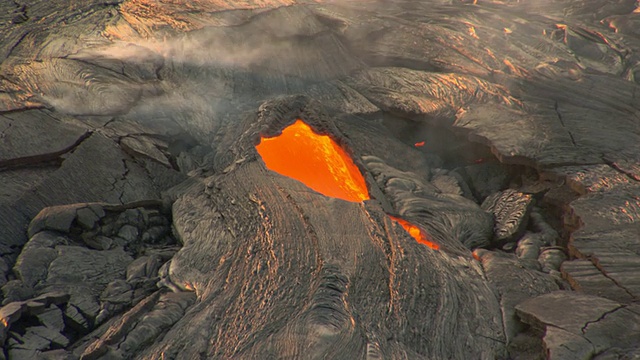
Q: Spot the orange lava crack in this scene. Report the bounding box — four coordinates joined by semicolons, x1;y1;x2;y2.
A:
389;216;440;250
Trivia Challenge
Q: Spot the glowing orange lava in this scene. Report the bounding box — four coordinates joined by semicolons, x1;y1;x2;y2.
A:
414;141;425;147
472;251;482;261
256;119;370;203
389;216;440;250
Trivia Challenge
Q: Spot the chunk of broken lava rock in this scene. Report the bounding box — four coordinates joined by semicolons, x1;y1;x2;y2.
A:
516;291;640;359
482;189;535;248
0;201;180;359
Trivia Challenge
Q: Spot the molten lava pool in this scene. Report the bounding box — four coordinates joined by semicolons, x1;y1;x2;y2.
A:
256;119;370;202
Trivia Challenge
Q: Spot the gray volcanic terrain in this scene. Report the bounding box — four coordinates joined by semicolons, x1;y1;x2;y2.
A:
1;1;639;359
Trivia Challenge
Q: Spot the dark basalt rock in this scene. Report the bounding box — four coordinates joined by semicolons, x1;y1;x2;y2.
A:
76;290;163;359
96;280;134;325
0;258;8;289
0;292;73;359
516;291;640;359
1;280;35;306
474;249;559;344
538;248;567;274
14;232;62;290
561;259;636;303
27;207;78;239
93;291;195;359
1;202;176;357
0;111;89;168
1;0;640;358
482;189;535;247
563;187;640;302
460;162;511;202
0;302;26;346
345;68;513;124
83;236;114;252
64;305;90;334
512;208;563;273
595;346;640;360
75;207;103;231
125;256;162;284
37;305;66;333
38;349;76;360
430;169;475;200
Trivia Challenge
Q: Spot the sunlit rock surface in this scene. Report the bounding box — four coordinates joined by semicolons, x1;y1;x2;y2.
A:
1;0;639;359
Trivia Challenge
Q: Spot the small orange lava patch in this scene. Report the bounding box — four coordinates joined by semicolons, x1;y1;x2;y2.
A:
414;141;426;147
389;216;439;250
472;251;482;261
256;119;370;203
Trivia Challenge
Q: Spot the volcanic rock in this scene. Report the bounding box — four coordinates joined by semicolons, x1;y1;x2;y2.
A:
37;305;66;333
96;280;134;325
76;207;102;231
0;110;89;168
538;248;567;273
14;231;61;289
482;189;535;247
100;280;133;305
561;260;635;303
1;0;640;358
146;97;506;359
528;209;560;247
0;257;8;289
119;136;172;168
0;301;26;345
140;226;168;244
516;291;640;359
1;280;34;305
475;249;559;343
117;225;139;245
564;187;640;301
89;291;195;359
29;326;69;348
64;305;90;334
430;169;474;199
1;128;184;263
39;349;76;360
125;256;162;283
460;162;511;202
27;206;78;239
6;328;51;358
83;236;114;252
31;292;71;307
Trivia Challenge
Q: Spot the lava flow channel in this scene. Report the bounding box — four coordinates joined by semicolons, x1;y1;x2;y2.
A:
256;119;438;250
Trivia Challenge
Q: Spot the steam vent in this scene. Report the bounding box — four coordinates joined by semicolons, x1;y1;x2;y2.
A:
1;0;640;359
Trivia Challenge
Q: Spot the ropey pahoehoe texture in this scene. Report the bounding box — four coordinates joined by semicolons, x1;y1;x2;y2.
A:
1;1;640;359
